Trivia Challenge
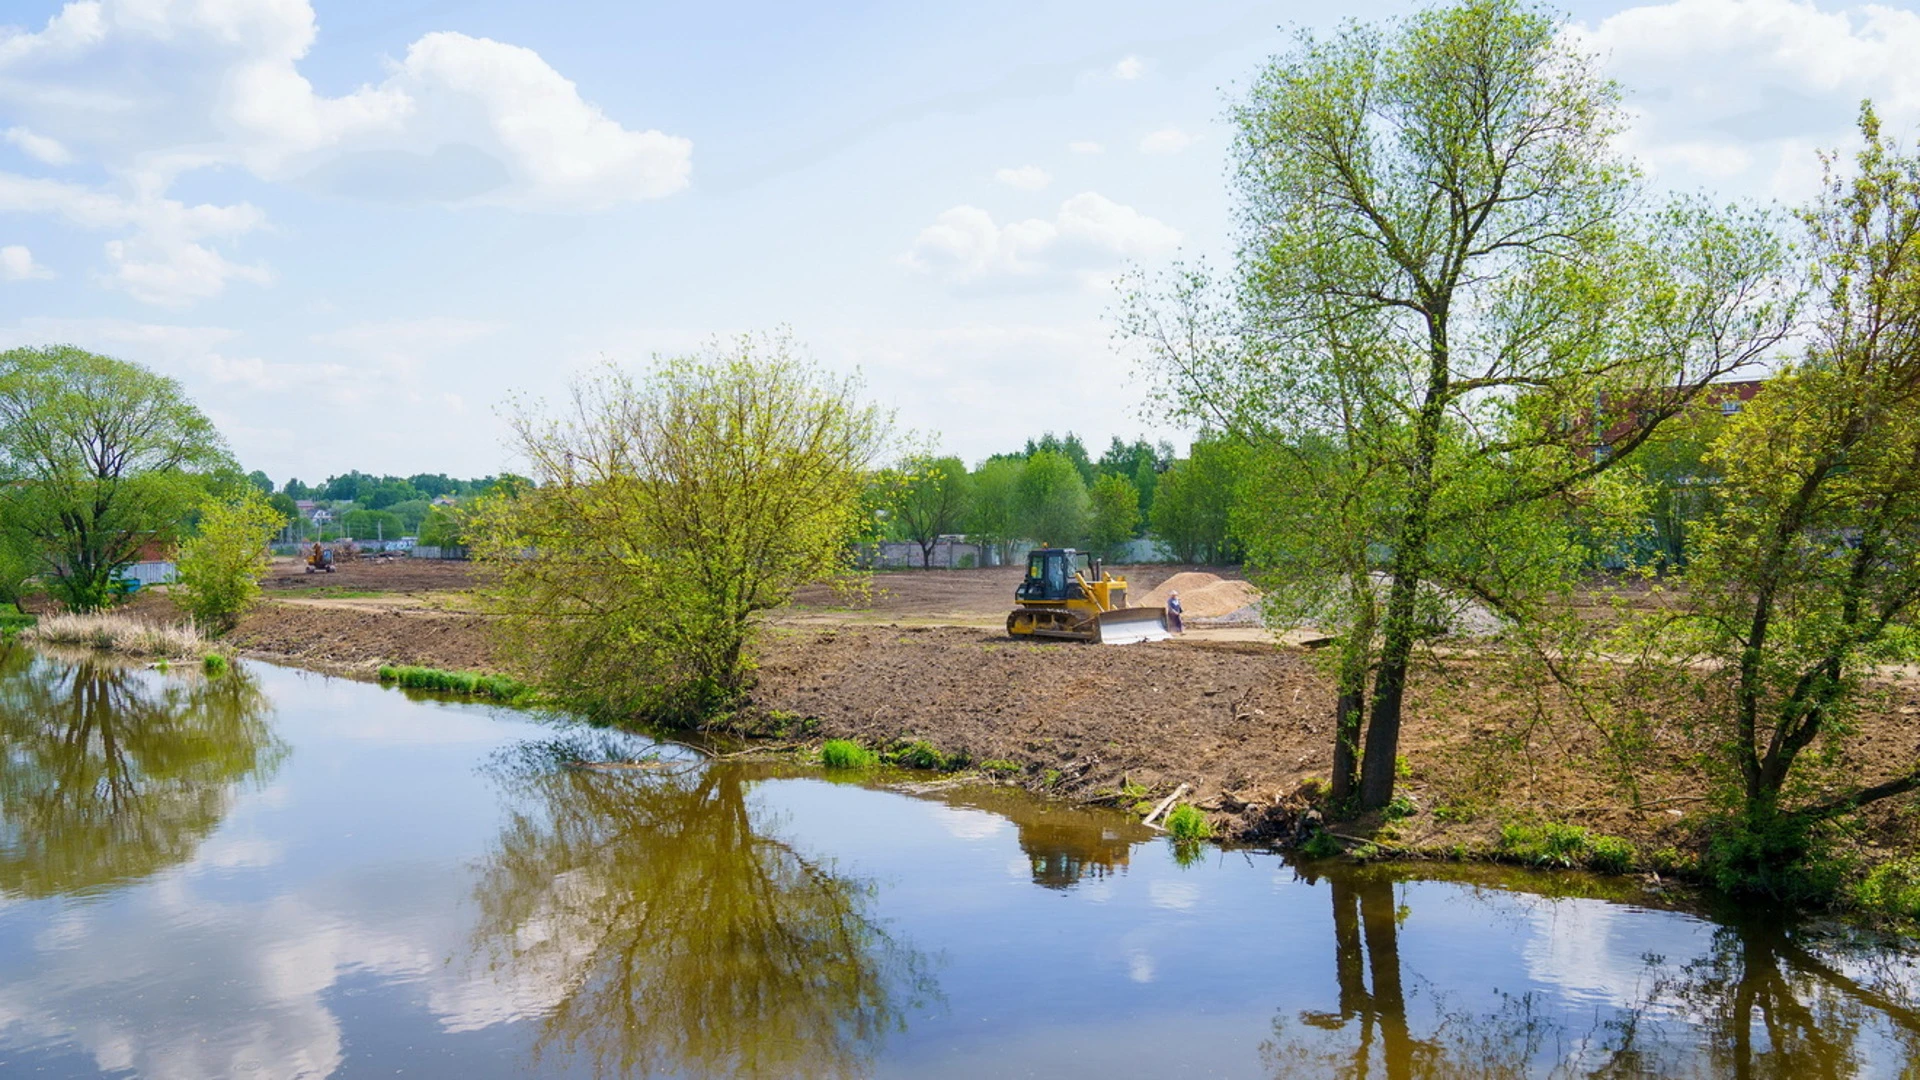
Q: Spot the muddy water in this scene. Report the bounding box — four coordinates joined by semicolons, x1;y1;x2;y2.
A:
2;646;1918;1078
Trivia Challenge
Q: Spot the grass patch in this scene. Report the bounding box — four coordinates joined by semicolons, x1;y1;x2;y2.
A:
1497;822;1637;874
0;608;35;640
1164;803;1212;841
26;612;208;658
820;739;878;769
377;664;529;702
1300;830;1344;859
202;653;228;676
978;759;1021;776
888;739;966;771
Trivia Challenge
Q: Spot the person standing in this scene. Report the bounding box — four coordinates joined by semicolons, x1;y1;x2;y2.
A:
1166;591;1184;633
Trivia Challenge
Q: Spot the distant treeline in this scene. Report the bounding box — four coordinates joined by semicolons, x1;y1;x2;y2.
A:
876;431;1240;566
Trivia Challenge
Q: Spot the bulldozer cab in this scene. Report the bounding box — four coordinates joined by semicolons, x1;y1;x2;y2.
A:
1017;548;1093;602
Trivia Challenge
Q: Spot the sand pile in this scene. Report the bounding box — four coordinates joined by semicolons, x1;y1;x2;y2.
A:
1136;572;1264;621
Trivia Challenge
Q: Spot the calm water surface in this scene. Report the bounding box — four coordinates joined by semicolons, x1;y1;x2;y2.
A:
2;645;1918;1078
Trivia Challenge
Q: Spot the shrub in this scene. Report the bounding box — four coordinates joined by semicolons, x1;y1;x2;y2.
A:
172;490;282;634
820;739;877;769
202;653;228;676
1300;830;1343;860
1164;803;1211;841
889;739;963;771
1385;794;1417;821
1852;858;1920;920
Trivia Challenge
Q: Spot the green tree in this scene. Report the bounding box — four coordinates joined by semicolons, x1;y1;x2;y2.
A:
339;507;403;541
387;498;433;534
1653;108;1920;895
894;455;972;568
967;457;1025;564
0;530;35;610
172;490;283;633
418;505;468;548
1015;449;1088;547
1024;432;1096;486
1087;474;1142;559
474;332;893;722
1128;0;1793;809
244;470;272;495
1097;436;1166;519
281;477;310;499
0;346;231;611
1149;438;1242;564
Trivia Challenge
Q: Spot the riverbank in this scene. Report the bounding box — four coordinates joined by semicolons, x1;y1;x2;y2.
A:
99;567;1920;888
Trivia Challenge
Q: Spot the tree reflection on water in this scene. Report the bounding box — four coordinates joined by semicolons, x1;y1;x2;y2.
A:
1265;866;1920;1079
468;739;937;1079
0;646;283;899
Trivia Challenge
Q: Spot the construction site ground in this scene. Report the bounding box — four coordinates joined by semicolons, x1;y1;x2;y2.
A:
122;558;1920;859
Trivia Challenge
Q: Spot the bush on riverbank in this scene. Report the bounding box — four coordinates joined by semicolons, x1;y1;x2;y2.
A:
820;739;877;769
25;612;209;658
377;664;529;702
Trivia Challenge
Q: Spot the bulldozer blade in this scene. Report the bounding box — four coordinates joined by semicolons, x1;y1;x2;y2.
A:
1094;606;1171;645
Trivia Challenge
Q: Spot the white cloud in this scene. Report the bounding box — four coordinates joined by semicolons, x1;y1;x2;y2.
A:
904;191;1181;284
994;164;1053;191
0;244;53;280
1054;192;1182;258
1572;0;1920;201
1068;140;1104;155
0;171;271;305
0;0;692;305
4;126;72;165
1138;127;1195;155
1113;55;1145;80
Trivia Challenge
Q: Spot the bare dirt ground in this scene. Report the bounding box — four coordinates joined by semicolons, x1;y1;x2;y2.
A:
112;557;1920;856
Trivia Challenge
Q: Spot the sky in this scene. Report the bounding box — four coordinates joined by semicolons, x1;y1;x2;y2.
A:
2;0;1919;486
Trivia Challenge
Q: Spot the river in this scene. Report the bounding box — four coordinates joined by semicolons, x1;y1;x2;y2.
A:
1;645;1917;1078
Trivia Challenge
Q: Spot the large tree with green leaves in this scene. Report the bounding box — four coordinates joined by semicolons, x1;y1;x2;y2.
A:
894;454;972;568
474;332;893;723
1646;108;1920;896
1129;0;1794;809
0;346;232;611
1015;449;1088;548
967;456;1025;564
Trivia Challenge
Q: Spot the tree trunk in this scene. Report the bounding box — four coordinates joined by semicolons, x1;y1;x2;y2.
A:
1357;330;1447;810
1329;592;1373;805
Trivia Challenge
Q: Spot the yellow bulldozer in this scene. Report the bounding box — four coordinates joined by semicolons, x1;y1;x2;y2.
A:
1006;548;1170;645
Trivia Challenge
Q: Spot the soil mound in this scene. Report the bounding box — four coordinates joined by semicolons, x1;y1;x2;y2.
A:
1136;572;1263;620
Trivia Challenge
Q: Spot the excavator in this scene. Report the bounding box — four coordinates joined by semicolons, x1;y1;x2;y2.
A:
1006;548;1170;645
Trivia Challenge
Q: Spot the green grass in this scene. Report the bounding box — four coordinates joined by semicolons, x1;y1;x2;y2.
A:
978;759;1021;776
377;664;529;702
1300;830;1344;859
888;739;966;771
820;739;878;769
1497;822;1637;874
1164;803;1212;841
202;653;228;676
0;610;38;640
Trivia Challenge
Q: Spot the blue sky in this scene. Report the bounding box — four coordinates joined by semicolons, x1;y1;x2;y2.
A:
3;0;1918;483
